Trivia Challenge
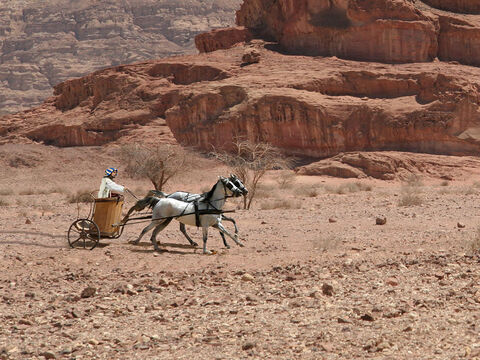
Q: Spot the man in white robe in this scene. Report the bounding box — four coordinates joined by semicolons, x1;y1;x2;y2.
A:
98;167;126;198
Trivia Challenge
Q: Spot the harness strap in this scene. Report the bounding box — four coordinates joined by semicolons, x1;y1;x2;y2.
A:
194;200;200;227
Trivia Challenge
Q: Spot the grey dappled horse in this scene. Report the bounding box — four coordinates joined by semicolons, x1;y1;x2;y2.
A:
131;176;246;254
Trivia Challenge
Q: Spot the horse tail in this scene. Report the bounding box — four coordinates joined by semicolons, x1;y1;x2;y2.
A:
144;196;161;209
122;196;162;224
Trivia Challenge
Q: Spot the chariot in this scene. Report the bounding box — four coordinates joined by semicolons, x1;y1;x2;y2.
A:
67;194;125;250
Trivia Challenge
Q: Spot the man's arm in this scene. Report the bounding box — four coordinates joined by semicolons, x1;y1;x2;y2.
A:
105;178;125;194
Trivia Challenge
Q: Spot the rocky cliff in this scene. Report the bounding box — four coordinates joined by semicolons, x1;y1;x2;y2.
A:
0;0;241;115
2;0;480;163
237;0;480;66
3;41;480;159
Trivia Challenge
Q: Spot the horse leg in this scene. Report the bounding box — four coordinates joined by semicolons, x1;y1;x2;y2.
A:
219;231;230;249
150;218;172;251
202;226;211;255
131;220;160;245
221;215;238;235
179;223;198;247
214;222;244;248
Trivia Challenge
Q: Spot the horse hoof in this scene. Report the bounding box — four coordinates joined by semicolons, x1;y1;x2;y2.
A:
225;245;231;249
203;250;213;255
191;242;198;247
129;240;139;245
238;242;245;247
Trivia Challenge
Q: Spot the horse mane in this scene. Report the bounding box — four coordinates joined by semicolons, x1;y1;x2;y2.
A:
203;180;220;202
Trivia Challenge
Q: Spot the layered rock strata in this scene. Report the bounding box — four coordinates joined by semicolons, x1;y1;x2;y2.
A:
195;27;252;53
236;0;480;67
0;0;241;115
3;42;480;159
296;151;480;180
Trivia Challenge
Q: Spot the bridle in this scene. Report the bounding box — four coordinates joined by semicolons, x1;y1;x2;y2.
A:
219;176;243;199
228;174;248;195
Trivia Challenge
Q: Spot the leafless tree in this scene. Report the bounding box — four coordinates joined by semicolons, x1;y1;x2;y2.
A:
120;144;186;191
213;140;292;209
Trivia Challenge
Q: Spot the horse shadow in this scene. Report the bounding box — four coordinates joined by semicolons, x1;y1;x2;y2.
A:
128;241;200;255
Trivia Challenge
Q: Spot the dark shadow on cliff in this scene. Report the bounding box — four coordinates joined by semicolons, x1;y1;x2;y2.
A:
263;42;299;56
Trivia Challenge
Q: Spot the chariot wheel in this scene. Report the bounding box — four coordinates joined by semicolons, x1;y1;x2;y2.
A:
67;219;100;250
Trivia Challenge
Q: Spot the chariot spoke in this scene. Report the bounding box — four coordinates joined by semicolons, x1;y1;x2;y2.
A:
69;236;83;247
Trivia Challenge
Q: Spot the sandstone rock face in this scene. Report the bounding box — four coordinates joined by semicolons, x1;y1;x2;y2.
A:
4;41;480;159
195;26;252;53
296;151;480;180
237;0;439;63
0;0;241;115
422;0;480;14
3;0;480;164
236;0;480;67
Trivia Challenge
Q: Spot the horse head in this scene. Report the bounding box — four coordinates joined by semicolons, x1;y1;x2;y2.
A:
219;176;243;198
229;174;248;196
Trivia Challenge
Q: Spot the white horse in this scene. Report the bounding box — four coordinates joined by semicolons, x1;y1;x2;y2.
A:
124;174;247;248
164;174;248;248
131;176;245;254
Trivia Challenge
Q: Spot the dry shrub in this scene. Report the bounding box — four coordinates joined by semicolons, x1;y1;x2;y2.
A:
398;188;423;206
260;199;301;210
49;187;68;194
38;204;53;213
467;226;480;253
311;235;341;251
0;198;10;207
7;153;40;168
463;186;477;196
398;175;424;206
19;188;35;196
212;140;292;209
294;184;320;197
325;181;372;194
404;173;424;187
0;188;14;196
276;171;296;189
36;189;53;195
67;190;94;204
120;144;187;191
37;187;69;195
437;187;451;195
255;183;277;199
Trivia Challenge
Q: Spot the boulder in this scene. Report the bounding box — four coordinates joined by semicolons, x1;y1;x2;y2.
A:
242;48;261;64
195;27;253;53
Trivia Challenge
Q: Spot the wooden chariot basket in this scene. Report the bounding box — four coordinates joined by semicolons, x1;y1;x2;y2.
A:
92;196;124;237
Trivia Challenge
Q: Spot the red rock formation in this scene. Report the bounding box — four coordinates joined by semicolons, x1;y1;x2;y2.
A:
3;0;480;166
235;0;480;68
195;27;252;53
0;0;241;115
437;15;480;67
422;0;480;14
3;41;480;157
296;151;480;180
236;0;439;63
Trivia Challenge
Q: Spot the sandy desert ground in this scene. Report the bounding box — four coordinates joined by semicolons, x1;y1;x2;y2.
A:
1;144;480;359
